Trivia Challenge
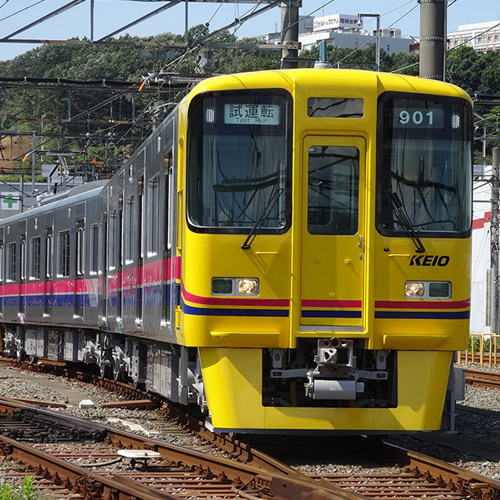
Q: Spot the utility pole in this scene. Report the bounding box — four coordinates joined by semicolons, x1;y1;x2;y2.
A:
357;13;380;71
31;131;36;196
419;0;446;80
280;0;300;69
492;147;500;335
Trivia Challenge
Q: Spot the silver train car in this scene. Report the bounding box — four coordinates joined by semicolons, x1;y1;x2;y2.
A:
1;110;189;403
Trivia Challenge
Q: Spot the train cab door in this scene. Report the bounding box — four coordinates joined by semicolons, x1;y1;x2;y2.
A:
300;135;365;332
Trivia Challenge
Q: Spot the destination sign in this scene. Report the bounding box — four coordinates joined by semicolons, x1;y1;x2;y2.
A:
224;103;280;125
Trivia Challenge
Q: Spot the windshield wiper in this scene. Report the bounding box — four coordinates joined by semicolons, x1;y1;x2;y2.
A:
241;185;284;250
387;191;426;253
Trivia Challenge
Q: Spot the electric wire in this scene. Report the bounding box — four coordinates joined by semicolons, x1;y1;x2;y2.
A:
391;10;500;73
335;1;418;69
0;0;47;22
206;2;224;28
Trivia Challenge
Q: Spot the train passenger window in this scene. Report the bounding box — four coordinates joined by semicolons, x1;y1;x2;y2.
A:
138;176;144;261
308;98;364;118
125;196;134;264
108;211;117;270
30;237;41;280
58;230;70;277
45;231;53;278
76;220;85;276
0;243;3;282
307;146;359;235
118;194;123;268
167;164;174;252
7;242;16;282
147;176;159;256
20;237;26;281
164;150;172;253
45;230;53;278
90;224;98;274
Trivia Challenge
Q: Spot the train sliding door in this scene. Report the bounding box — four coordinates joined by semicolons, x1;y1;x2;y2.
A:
300;135;365;332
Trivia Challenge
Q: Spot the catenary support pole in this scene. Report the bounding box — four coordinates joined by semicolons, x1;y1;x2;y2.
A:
419;0;446;80
280;1;299;69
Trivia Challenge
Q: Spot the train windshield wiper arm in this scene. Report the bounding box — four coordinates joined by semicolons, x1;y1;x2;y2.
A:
241;186;283;250
387;191;425;253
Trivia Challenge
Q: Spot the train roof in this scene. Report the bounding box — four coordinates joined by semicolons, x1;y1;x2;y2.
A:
0;180;106;226
186;68;472;103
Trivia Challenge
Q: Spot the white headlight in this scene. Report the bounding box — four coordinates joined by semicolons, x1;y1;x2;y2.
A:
405;281;424;298
237;278;259;295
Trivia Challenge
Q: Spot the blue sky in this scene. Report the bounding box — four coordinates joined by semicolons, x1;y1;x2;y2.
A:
0;0;496;61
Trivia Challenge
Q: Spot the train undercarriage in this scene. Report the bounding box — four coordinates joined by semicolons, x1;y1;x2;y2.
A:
2;324;203;407
2;324;399;411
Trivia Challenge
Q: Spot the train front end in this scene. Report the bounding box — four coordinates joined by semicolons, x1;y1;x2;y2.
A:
179;69;473;432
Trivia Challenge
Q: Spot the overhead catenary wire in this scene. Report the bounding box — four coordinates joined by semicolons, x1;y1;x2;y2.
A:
0;0;47;22
333;1;419;70
391;6;500;74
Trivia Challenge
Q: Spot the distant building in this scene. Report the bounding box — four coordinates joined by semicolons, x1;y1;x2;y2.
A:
448;21;500;53
0;177;83;220
471;164;494;333
259;13;414;56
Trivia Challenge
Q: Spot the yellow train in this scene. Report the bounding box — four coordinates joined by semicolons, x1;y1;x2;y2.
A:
181;68;472;432
1;68;472;433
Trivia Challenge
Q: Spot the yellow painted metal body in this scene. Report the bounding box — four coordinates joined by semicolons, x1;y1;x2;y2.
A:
199;348;452;431
176;69;472;432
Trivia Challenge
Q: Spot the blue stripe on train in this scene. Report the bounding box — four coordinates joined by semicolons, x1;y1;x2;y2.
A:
375;310;470;319
182;303;289;317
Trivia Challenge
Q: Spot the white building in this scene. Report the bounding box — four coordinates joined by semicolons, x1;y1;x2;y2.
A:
300;13;413;54
471;165;495;332
448;21;500;53
259;13;414;56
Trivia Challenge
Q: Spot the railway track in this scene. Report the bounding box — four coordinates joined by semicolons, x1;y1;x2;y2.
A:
314;444;500;499
465;368;500;389
1;399;500;500
2;357;500;499
0;400;354;500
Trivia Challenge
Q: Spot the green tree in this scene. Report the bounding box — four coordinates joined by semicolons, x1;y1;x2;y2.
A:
446;46;481;93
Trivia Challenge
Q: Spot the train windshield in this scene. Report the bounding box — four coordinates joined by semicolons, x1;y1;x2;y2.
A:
376;93;472;238
187;90;291;232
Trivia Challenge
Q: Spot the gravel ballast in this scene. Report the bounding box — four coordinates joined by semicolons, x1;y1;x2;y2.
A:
0;362;499;479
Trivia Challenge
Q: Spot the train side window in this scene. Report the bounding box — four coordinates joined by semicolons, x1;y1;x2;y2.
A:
30;236;41;280
20;236;26;281
0;242;3;283
125;195;134;264
147;175;159;257
76;219;85;276
90;224;98;275
164;150;173;253
138;176;144;261
307;98;364;118
58;230;70;277
307;145;359;235
108;211;117;270
45;230;53;278
7;242;16;282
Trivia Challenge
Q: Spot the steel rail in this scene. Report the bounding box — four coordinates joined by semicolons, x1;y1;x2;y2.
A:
0;399;361;500
314;441;500;500
2;359;500;500
465;368;500;389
